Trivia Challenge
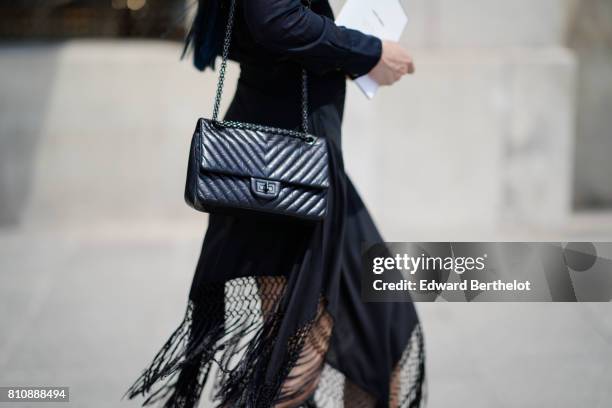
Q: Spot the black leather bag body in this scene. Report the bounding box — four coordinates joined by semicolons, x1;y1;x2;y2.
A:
184;0;329;221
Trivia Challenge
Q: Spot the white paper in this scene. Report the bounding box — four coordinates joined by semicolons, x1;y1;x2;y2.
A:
336;0;408;99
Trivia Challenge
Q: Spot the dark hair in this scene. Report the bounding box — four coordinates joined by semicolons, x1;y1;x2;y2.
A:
182;0;225;71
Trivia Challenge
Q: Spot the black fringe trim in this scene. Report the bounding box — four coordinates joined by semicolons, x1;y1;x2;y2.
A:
125;277;426;408
125;277;318;408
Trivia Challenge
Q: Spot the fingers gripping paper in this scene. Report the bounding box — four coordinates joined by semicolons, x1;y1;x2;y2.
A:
335;0;408;98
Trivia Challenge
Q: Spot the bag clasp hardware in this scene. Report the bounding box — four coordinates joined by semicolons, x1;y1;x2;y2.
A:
250;178;280;200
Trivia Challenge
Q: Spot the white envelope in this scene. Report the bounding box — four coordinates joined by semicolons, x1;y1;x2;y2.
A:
335;0;408;99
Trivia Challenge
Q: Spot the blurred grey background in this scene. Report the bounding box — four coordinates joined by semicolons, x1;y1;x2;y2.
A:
0;0;611;407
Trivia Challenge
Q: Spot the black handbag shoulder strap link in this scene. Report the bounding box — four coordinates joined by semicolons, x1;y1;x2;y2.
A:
211;0;310;135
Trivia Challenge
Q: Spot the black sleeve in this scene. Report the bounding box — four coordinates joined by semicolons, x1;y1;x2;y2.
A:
242;0;382;77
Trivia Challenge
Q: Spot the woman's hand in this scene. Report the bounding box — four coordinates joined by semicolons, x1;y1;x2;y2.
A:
368;41;415;86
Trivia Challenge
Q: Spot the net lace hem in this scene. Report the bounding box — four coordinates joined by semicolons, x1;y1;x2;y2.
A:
126;276;425;408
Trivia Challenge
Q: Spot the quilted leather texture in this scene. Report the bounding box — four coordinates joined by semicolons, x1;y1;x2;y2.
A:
199;119;328;188
185;119;329;221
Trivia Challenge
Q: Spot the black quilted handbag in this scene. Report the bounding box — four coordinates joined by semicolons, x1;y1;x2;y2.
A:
184;0;329;221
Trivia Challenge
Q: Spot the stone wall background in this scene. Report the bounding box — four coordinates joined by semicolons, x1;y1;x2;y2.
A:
1;0;609;234
567;0;612;209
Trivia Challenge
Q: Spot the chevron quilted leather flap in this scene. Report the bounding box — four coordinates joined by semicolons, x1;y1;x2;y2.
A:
198;119;329;189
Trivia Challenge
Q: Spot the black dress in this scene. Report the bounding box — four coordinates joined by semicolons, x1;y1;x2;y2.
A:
127;1;425;407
